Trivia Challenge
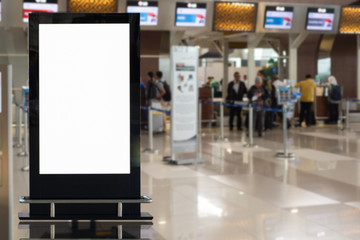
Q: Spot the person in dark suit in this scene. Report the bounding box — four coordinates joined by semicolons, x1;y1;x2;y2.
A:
226;72;247;131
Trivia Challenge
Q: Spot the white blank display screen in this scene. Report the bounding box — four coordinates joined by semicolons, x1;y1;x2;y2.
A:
39;24;130;174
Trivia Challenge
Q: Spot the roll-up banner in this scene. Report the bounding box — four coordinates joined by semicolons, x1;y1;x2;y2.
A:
169;46;199;164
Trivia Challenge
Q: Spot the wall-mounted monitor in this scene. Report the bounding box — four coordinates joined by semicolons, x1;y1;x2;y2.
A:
23;0;58;23
306;7;335;31
175;2;207;27
127;1;158;26
264;6;293;30
0;0;2;22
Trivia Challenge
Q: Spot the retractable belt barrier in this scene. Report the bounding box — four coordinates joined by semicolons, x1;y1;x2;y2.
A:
141;100;289;156
200;100;284;148
200;100;283;113
141;106;171;115
344;98;360;131
346;98;360;103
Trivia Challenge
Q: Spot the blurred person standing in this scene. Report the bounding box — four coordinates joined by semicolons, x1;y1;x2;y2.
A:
226;72;247;131
295;74;317;127
155;71;171;110
148;71;166;109
248;77;269;137
205;76;220;96
264;76;276;131
326;75;342;124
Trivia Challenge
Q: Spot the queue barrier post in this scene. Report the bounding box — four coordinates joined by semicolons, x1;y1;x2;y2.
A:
143;105;157;154
346;99;350;130
244;104;257;148
276;103;295;159
18;107;29;157
13;104;22;148
216;103;228;142
198;100;202;136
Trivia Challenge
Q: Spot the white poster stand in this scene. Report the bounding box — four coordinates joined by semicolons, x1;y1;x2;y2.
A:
165;46;201;165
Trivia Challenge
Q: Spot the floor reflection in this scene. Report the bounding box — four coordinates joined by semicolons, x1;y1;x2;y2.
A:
19;221;160;239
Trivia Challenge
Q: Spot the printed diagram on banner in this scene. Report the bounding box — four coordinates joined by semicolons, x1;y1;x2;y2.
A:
173;61;197;142
176;64;195;94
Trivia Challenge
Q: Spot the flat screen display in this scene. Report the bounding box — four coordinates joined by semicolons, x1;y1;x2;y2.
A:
39;23;130;174
0;0;2;22
175;2;206;27
23;0;58;23
264;6;293;30
127;1;158;26
306;7;335;31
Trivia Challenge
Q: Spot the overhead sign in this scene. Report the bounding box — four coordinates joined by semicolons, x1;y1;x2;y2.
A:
306;7;335;31
23;0;58;23
264;6;293;30
127;1;158;26
39;23;130;174
175;2;206;27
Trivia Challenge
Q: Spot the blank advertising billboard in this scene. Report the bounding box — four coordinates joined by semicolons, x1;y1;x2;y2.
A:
39;23;130;174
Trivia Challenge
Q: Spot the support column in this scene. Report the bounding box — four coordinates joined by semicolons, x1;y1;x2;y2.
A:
357;35;360;98
223;39;229;100
247;34;264;87
248;47;255;87
289;33;308;83
170;31;185;46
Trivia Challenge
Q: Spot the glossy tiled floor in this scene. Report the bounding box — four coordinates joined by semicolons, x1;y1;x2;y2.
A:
12;123;360;239
140;123;360;240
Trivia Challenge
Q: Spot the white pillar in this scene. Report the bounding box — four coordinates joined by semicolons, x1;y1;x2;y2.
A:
289;46;297;83
248;47;256;87
223;39;229;100
247;34;264;87
289;33;308;83
357;35;360;98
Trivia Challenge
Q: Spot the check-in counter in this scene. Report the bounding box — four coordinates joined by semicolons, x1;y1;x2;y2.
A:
199;87;215;123
294;86;342;121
